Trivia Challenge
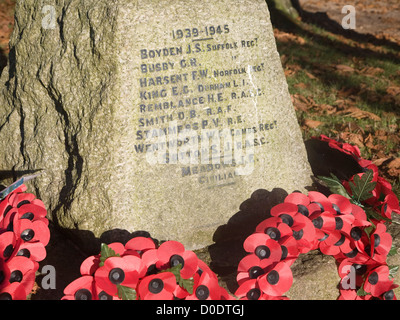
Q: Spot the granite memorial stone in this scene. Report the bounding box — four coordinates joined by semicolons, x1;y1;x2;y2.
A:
0;0;313;249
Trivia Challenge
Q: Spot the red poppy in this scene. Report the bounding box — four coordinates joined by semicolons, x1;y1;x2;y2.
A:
15;203;47;221
235;278;287;300
0;282;28;300
0;256;37;297
318;211;355;256
62;275;96;300
370;223;392;262
197;259;217;278
334;240;370;263
255;217;293;242
108;242;126;255
243;233;282;264
308;191;335;214
15;242;47;262
0;231;16;261
278;236;299;266
141;248;159;274
138;272;177;300
0;187;47;226
284;192;310;207
311;211;336;241
62;275;119;300
381;284;398;300
349;204;371;227
80;242;126;276
290;213;316;253
328;194;353;216
6;192;36;211
237;254;270;285
0;206;17;231
270;202;298;220
80;255;100;276
363;265;396;297
186;271;221;300
94;255;144;296
348;225;371;254
196;259;234;299
13;217;50;246
338;258;377;290
258;261;293;296
156;241;198;279
79;242;127;277
318;231;352;256
124;236;156;256
381;193;400;219
270;202;316;252
316;135;361;159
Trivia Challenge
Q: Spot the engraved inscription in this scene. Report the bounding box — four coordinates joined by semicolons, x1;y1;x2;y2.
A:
134;24;279;187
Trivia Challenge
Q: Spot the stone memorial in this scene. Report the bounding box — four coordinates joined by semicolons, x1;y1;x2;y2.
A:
0;0;313;249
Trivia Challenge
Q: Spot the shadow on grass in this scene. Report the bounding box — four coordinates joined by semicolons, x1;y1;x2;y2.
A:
276;0;400;54
265;1;400;116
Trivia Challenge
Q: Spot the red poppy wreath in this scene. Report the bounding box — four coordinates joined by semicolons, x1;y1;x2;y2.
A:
235;135;400;300
62;239;233;300
60;135;400;300
0;184;50;300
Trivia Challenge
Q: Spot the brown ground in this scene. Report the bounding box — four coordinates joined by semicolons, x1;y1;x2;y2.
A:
299;0;400;42
0;0;14;72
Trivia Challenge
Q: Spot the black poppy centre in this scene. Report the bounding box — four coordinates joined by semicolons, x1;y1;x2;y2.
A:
170;254;185;268
267;270;279;285
149;278;164;294
265;227;281;240
195;285;210;300
249;266;264;279
108;267;125;285
74;288;92;300
255;245;271;259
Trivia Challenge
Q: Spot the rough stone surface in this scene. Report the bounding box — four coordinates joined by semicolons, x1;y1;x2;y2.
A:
0;0;312;250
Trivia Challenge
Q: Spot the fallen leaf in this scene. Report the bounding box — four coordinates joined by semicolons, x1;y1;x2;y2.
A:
359;66;385;76
291;94;314;111
304;119;323;129
313;103;337;115
364;133;375;149
334;99;356;110
348;133;365;148
305;71;317;80
274;30;306;45
347;122;365;133
338;106;381;121
339;132;364;148
387;158;400;177
294;82;308;89
337;88;359;98
335;64;355;73
387;86;400;96
388;134;400;145
374;129;388;142
373;157;391;166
